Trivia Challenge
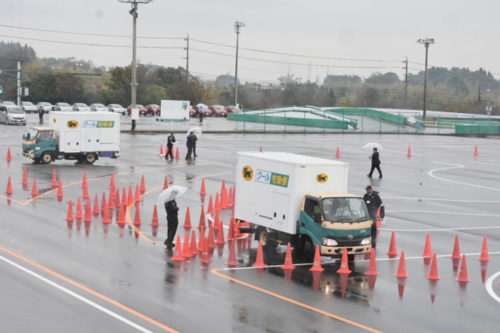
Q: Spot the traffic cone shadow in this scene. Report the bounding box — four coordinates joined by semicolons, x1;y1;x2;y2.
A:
397;278;406;300
312;271;322;291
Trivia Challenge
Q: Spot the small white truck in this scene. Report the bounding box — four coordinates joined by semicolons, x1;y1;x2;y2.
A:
235;152;373;260
22;112;120;164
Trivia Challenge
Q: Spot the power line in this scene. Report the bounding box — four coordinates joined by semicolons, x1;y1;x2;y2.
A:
0;23;184;40
0;33;184;49
190;38;401;63
190;48;401;70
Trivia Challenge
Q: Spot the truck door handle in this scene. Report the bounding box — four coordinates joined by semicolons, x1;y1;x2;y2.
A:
301;223;305;227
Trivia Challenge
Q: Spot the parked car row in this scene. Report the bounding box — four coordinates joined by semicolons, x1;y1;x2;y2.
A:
189;104;241;117
126;104;160;116
16;101;127;114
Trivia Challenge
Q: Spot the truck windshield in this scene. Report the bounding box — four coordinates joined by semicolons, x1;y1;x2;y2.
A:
322;197;370;222
24;128;38;141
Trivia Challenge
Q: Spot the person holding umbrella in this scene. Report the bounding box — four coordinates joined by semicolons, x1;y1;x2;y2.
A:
367;147;382;179
159;185;187;250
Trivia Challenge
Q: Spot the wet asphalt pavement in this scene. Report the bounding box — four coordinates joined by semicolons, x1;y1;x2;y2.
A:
1;119;500;332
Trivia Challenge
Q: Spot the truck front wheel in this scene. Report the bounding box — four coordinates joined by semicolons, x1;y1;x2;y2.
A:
85;153;97;164
298;236;315;262
41;152;53;164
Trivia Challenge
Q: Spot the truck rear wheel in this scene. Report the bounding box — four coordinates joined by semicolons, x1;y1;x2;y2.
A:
85;153;97;164
41;152;53;164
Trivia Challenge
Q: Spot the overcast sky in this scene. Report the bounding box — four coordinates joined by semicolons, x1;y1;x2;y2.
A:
2;0;500;84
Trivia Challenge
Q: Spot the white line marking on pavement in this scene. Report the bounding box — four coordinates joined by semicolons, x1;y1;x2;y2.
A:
383;195;500;203
0;254;153;333
428;161;500;191
381;226;500;232
386;210;500;217
485;271;500;304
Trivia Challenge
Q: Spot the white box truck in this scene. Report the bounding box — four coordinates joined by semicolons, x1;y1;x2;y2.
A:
235;152;373;260
22;112;120;164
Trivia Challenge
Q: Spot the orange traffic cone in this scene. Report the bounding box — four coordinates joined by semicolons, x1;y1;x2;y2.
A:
422;233;432;259
451;235;461;260
108;188;115;209
114;188;120;208
199;237;212;264
207;195;214;215
426;253;440;280
66;200;74;222
479;236;490;262
82;172;87;189
175;147;180;160
163;175;169;190
216;222;226;246
221;188;228;210
259;146;263;152
159;144;164;156
75;198;83;219
5;176;13;195
227;217;235;241
473;145;479;157
207;225;215;250
457;254;470;283
101;193;107;216
282;243;295;270
226;240;238;267
407;145;412;158
335;146;341;158
190;229;199;255
151;205;159;227
109;173;115;190
395;251;408;279
213;209;221;230
140;175;146;194
93;194;100;215
31;178;39;197
84;200;92;223
197;227;206;253
200;178;206;197
51;169;58;188
102;199;111;224
253;240;267;268
57;180;64;200
128;185;134;205
134;184;141;203
133;205;142;226
183;233;193;258
171;235;185;261
387;231;398;257
183;206;192;229
198;205;206;230
121;188;127;208
364;248;379;276
116;204;125;227
335;247;349;274
82;180;89;200
214;193;221;213
6;147;11;162
22;168;28;187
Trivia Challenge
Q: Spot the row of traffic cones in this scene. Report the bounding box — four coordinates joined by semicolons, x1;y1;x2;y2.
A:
158;145;180;160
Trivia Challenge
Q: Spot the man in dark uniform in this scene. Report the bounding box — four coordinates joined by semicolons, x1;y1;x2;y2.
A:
185;132;197;160
367;147;382;179
165;132;175;161
363;185;383;244
38;107;44;125
164;199;179;249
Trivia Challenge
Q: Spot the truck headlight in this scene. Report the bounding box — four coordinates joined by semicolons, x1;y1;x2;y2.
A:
360;237;371;246
28;149;34;154
322;238;338;247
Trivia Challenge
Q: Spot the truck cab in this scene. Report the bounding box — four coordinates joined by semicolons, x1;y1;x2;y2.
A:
299;193;372;259
22;127;57;163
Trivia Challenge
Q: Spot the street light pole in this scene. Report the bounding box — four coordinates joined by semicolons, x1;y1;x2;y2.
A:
234;21;245;108
417;38;434;122
119;0;152;131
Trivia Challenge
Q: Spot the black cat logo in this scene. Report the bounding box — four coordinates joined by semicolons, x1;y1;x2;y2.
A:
316;173;328;183
242;166;253;181
67;120;79;129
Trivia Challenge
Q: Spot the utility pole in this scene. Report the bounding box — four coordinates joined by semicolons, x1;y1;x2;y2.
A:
417;38;434;122
185;33;189;99
17;61;21;106
234;21;245;108
402;57;408;107
119;0;152;131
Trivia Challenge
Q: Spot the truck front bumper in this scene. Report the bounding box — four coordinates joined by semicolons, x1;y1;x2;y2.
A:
23;152;34;159
321;244;371;256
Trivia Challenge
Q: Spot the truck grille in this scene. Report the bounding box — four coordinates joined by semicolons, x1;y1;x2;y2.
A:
333;235;365;246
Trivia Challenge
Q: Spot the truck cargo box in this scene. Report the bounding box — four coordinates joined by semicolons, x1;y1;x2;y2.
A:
49;112;120;153
235;152;348;235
